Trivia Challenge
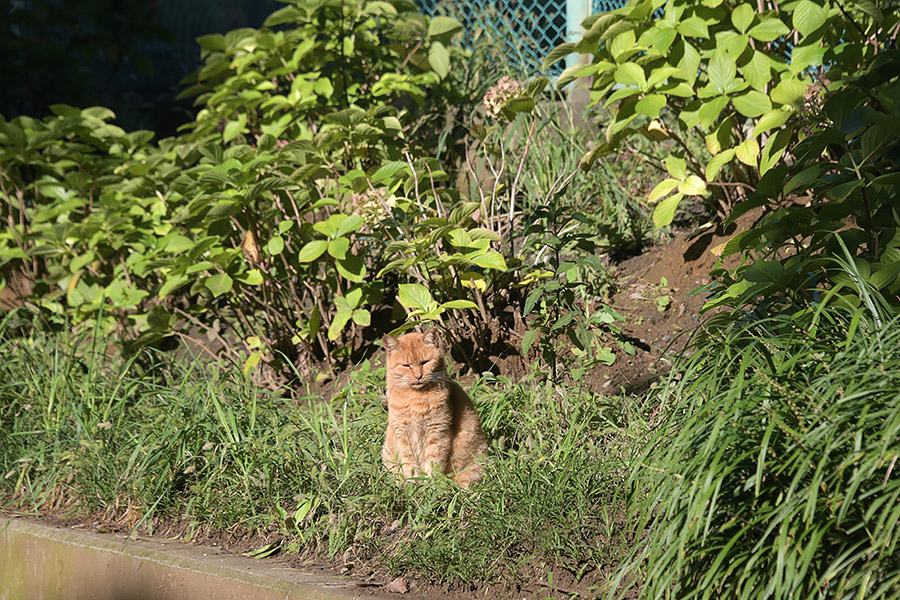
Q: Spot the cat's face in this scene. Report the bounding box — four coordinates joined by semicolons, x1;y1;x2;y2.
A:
383;330;446;389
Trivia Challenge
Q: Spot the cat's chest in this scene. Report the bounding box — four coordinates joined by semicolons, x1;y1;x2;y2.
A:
387;389;450;423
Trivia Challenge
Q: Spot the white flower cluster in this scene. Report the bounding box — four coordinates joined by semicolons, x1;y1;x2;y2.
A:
482;76;525;119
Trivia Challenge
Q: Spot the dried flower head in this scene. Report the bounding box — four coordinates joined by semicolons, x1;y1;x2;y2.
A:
347;188;395;229
483;76;525;119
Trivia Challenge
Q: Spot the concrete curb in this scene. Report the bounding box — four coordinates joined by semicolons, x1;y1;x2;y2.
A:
0;517;386;600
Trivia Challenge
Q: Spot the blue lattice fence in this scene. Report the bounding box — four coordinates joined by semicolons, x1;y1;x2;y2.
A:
417;0;628;76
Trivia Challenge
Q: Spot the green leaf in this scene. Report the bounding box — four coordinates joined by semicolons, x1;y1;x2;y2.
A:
792;0;827;36
705;148;736;181
352;308;371;326
677;16;709;38
238;269;264;285
70;251;95;273
503;97;535;114
752;108;792;137
678;175;707;196
158;275;190;299
615;63;647;90
789;42;826;74
733;90;772;117
165;235;194;254
706;116;733;154
770;78;807;105
428;16;463;38
328;237;349;259
653;193;683;228
296;240;328;263
336;254;366;282
471;251;508;271
440;299;478;310
708;51;737;95
698;96;730;128
760;128;792;175
666;155;686;179
649;178;680;203
735;138;760;166
731;4;755;33
243;351;262;376
205;273;233;297
223;114;247;143
372;160;408;183
398;283;434;311
748;18;790;41
428;42;450;78
267;236;285;256
636;94;666;117
676;41;701;85
740;51;772;92
543;42;576;71
328;310;352;341
196;34;226;51
522;328;539;356
336;215;365;237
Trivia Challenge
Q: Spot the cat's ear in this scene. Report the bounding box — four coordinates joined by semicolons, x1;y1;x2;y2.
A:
382;335;400;354
422;329;440;348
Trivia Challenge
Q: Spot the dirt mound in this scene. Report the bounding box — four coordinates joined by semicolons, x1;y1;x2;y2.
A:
596;218;748;394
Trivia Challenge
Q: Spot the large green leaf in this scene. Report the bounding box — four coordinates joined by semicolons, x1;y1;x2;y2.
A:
471;251;507;271
428;42;450;79
428;16;463;39
748;18;791;41
636;94;666;117
733;90;772;117
705;148;736;181
707;51;737;95
398;283;434;311
615;63;647;90
653;193;683;227
792;0;827;36
296;240;328;263
752;108;792;137
205;273;233;297
542;43;576;72
336;254;366;283
731;4;755;33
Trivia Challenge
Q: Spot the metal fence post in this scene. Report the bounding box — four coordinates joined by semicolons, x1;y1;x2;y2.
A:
565;0;590;70
565;0;591;103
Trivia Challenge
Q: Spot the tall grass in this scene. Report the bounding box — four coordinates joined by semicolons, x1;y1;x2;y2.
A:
0;311;642;590
613;305;900;599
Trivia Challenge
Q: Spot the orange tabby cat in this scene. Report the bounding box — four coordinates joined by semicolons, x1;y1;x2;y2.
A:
382;330;487;487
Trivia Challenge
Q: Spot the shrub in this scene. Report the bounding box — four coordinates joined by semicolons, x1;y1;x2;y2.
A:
0;1;517;377
548;0;896;227
707;50;900;319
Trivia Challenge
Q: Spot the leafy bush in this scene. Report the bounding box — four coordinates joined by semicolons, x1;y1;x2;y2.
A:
548;0;896;226
615;308;900;599
707;50;900;318
0;1;523;376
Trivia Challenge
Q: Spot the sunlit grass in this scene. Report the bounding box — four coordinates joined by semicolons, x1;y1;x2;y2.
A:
0;310;641;590
614;306;900;600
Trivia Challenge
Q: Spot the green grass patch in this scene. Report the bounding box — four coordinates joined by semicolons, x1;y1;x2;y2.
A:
0;312;642;591
615;310;900;599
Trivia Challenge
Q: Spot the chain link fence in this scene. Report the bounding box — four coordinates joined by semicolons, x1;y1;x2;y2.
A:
418;0;628;76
